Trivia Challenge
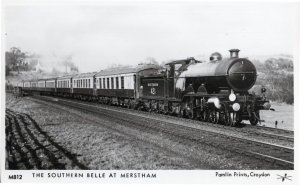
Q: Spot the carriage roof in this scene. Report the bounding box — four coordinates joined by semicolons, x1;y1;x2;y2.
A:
57;74;76;80
72;72;97;79
95;64;161;77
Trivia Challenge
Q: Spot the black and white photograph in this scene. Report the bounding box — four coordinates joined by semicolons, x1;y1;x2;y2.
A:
1;0;299;184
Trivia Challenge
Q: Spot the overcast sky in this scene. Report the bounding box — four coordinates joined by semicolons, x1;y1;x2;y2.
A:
4;1;299;72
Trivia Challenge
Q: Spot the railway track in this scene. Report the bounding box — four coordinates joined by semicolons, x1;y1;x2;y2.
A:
30;95;294;169
47;96;293;145
46;95;293;143
174;117;294;143
246;125;294;138
132;109;293;143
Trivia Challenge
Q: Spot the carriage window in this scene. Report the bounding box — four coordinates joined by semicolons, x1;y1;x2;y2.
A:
116;77;119;89
111;77;114;89
107;78;110;89
121;76;124;89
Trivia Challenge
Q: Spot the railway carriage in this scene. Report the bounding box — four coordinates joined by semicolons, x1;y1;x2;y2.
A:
72;72;96;100
95;65;162;106
56;75;73;96
37;79;46;92
17;82;23;88
45;78;57;95
95;67;136;105
23;81;31;92
30;80;38;92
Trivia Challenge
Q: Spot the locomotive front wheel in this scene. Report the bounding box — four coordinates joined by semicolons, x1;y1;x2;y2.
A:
229;113;236;126
227;112;242;126
203;109;218;124
225;112;236;126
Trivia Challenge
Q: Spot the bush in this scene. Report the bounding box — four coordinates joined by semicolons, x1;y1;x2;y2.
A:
255;57;294;104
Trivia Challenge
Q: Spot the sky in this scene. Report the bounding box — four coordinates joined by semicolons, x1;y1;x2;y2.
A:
3;1;299;72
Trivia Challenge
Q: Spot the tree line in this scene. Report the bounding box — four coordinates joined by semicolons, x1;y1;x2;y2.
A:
254;57;294;104
5;47;79;76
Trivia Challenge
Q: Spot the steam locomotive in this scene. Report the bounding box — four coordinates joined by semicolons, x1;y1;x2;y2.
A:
19;49;271;126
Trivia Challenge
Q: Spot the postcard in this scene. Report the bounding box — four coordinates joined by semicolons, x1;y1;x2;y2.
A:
1;0;299;184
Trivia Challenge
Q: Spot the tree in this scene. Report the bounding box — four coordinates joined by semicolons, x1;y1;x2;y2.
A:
139;57;159;65
5;47;27;74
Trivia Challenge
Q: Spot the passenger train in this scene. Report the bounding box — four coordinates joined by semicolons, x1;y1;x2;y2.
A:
18;49;272;126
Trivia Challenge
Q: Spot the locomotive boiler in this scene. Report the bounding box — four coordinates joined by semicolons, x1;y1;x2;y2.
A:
176;49;257;93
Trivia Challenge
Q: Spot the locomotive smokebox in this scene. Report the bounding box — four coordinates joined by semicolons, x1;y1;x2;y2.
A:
229;49;240;58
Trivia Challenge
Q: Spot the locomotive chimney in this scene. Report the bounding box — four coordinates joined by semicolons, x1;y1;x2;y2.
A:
229;49;240;58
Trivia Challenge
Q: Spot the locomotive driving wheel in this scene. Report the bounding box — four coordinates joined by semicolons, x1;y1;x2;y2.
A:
209;110;219;124
186;108;195;119
203;109;219;124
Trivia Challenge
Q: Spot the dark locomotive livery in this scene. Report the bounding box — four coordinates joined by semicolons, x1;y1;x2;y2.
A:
19;49;271;126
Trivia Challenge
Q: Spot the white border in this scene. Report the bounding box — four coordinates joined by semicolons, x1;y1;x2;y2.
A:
1;0;299;184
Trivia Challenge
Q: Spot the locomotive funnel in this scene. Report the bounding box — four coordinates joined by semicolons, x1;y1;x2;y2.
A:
229;49;240;58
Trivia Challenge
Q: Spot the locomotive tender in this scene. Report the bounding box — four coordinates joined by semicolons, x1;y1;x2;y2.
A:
19;49;271;126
